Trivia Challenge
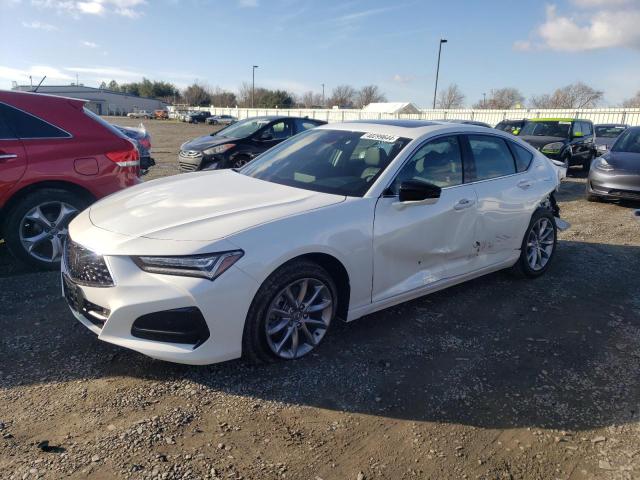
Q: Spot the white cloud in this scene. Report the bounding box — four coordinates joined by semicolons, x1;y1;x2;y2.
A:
30;0;146;17
0;65;74;84
21;20;58;30
516;3;640;52
82;40;98;47
392;74;414;85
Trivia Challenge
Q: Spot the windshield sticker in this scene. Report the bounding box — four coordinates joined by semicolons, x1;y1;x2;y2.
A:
361;132;400;143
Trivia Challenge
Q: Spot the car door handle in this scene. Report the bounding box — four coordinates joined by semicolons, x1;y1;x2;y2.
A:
517;180;532;189
0;153;18;160
453;198;475;210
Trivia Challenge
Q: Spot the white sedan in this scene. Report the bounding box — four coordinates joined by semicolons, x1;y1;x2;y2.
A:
63;120;566;365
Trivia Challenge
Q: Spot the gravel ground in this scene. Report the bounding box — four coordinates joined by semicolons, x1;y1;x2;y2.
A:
1;118;640;480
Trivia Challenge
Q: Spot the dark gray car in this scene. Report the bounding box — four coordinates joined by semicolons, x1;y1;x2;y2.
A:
587;126;640;202
594;124;628;156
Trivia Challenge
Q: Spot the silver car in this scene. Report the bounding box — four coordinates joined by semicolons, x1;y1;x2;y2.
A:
587;126;640;202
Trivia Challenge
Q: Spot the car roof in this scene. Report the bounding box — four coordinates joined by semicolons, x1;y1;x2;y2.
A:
595;123;629;127
531;118;591;123
316;119;503;139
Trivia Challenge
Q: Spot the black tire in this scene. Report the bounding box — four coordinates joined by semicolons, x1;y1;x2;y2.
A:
230;155;251;169
3;188;90;270
583;154;593;172
562;153;571;176
242;260;338;363
586;193;600;202
510;208;558;278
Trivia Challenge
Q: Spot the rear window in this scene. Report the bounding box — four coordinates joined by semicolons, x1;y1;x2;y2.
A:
83;107;128;139
0;102;70;139
468;135;516;180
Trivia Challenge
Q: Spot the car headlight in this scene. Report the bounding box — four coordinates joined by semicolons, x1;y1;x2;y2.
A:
132;251;244;280
593;157;614;172
541;142;564;153
203;144;236;156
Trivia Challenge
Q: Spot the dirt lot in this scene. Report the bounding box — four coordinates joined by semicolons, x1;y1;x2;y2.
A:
1;119;640;480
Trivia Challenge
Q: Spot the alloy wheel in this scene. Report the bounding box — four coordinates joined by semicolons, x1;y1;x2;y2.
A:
19;201;78;263
526;217;555;271
265;278;333;359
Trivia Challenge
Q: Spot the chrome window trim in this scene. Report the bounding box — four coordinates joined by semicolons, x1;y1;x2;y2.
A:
0;101;74;140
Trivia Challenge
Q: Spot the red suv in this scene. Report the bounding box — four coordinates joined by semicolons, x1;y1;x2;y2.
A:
0;90;141;269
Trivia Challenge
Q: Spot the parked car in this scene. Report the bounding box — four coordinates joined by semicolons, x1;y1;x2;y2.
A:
183;111;211;124
0;90;140;269
587;126;640;202
435;119;492;128
518;118;596;171
594;124;628;156
127;110;151;119
64;120;566;365
495;119;527;135
206;115;237;125
114;124;156;175
154;109;169;120
178;116;327;171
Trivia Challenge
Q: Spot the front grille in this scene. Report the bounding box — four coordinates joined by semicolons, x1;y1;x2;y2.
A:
179;150;202;158
64;239;114;287
179;161;199;172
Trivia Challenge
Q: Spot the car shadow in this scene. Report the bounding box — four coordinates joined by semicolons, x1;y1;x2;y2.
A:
1;240;639;432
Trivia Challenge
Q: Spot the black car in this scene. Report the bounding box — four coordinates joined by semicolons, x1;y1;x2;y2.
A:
594;124;628;156
187;111;212;124
178;116;327;171
114;124;155;175
495;119;526;135
518;118;596;171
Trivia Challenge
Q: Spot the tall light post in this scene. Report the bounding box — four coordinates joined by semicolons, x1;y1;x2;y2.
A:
321;83;325;107
432;38;447;110
483;92;487;107
251;65;259;108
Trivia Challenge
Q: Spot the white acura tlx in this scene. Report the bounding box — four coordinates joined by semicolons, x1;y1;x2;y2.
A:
63;120;567;365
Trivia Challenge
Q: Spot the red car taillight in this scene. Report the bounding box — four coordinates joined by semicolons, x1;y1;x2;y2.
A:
105;147;140;167
139;138;151;150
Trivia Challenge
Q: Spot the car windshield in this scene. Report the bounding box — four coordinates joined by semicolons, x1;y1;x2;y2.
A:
239;129;411;197
214;118;271;138
611;128;640;154
595;126;627;138
520;121;571;137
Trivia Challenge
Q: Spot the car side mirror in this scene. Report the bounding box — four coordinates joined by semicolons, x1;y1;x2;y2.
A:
398;180;441;203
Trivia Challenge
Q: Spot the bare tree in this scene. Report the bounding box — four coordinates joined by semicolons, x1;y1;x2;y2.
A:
622;91;640;108
530;82;604;109
474;88;524;109
356;85;386;108
436;83;465;109
182;82;211;106
299;91;323;108
209;86;237;107
328;85;356;108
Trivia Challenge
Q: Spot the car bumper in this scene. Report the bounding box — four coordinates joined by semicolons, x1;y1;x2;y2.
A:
588;169;640;200
62;250;260;365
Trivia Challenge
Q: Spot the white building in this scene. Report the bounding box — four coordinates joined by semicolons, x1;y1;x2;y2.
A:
13;85;169;116
362;102;421;115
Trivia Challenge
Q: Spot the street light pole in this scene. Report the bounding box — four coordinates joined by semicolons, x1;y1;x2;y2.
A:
321;83;325;107
483;92;487;108
252;65;259;108
432;38;447;110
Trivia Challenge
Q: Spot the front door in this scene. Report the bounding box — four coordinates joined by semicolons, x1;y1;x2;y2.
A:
372;135;479;303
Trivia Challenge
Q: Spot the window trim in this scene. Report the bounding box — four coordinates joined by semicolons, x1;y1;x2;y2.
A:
0;101;73;141
505;138;534;173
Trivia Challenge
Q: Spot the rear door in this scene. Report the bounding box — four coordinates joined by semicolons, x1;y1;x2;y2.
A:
0;104;28;205
464;134;541;268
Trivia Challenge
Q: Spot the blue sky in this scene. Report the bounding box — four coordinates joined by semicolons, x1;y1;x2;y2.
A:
1;0;639;107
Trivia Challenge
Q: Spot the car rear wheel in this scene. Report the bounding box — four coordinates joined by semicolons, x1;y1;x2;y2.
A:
510;209;557;278
3;188;90;270
242;260;337;363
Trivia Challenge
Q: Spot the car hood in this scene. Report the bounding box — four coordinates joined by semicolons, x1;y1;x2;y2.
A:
88;170;345;241
603;151;640;173
519;136;567;150
181;134;236;152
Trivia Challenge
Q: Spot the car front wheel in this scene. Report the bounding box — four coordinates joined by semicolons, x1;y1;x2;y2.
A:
242;260;337;363
3;188;90;269
510;209;557;278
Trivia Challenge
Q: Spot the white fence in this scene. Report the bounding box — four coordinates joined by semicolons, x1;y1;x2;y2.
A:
202;107;640;127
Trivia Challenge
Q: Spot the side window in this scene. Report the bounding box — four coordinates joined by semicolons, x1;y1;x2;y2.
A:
0;103;70;139
572;122;583;137
391;135;463;193
468;135;516;181
0;107;17;139
266;120;293;140
582;122;592;136
294;119;320;133
510;142;534;172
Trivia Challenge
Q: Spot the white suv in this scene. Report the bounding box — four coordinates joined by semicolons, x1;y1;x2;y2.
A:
62;121;567;365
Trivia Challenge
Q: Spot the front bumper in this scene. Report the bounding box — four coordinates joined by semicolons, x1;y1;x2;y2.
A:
587;169;640;200
178;150;204;172
62;249;260;365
